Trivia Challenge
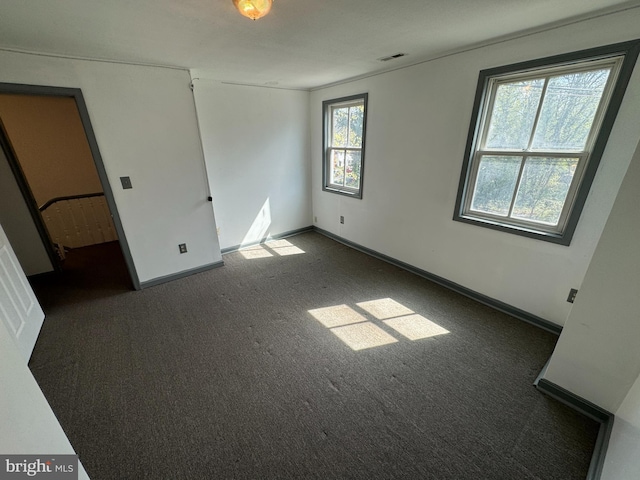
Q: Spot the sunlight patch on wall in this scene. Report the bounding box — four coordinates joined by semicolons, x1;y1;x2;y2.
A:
240;198;272;249
309;297;449;351
238;199;307;260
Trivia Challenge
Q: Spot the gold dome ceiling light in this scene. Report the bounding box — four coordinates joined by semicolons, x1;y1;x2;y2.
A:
233;0;273;20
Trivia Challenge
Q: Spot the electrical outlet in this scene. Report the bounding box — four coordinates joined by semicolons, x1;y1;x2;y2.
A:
216;227;221;236
567;288;578;303
120;176;132;189
340;216;344;224
179;243;187;254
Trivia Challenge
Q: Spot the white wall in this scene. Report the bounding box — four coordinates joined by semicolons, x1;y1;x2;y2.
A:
192;80;311;250
0;51;221;284
602;372;640;480
0;143;53;275
310;9;640;326
544;137;640;411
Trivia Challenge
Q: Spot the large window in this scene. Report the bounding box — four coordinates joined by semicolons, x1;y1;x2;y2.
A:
454;40;640;244
322;94;368;198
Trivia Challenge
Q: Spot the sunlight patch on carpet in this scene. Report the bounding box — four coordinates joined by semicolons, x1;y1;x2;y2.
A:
357;298;414;320
240;245;273;259
267;239;305;256
309;297;449;351
330;322;398;351
240;239;305;259
384;314;449;340
308;305;367;328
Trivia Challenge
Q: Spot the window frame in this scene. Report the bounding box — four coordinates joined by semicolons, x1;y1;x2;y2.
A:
322;93;368;199
453;40;640;245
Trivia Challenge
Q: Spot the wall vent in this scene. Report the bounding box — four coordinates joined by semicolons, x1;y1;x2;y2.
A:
378;53;407;62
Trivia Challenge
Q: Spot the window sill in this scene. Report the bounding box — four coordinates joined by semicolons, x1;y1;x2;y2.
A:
453;214;570;245
322;186;362;199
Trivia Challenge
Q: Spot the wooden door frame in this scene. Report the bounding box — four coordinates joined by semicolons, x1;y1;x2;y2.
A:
0;82;141;290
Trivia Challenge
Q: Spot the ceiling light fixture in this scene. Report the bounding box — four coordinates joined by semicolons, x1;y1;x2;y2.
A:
233;0;273;20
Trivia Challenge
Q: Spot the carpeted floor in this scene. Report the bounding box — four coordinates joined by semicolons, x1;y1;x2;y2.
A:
28;232;598;479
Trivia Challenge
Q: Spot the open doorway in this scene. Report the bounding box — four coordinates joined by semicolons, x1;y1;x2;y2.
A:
0;83;139;294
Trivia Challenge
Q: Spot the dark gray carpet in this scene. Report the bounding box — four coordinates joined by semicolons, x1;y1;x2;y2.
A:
28;232;598;479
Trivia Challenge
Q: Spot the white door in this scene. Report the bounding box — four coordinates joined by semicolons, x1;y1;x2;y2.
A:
0;223;45;362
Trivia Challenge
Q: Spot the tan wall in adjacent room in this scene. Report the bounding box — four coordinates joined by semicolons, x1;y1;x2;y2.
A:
0;94;103;207
0;94;117;249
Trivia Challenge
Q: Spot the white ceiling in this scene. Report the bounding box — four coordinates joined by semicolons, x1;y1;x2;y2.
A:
1;0;639;90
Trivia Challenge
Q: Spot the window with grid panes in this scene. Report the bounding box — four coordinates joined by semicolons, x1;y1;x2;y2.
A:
454;41;640;244
322;94;368;198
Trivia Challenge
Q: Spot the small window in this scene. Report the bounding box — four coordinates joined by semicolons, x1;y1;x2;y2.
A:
322;94;368;198
454;40;640;244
